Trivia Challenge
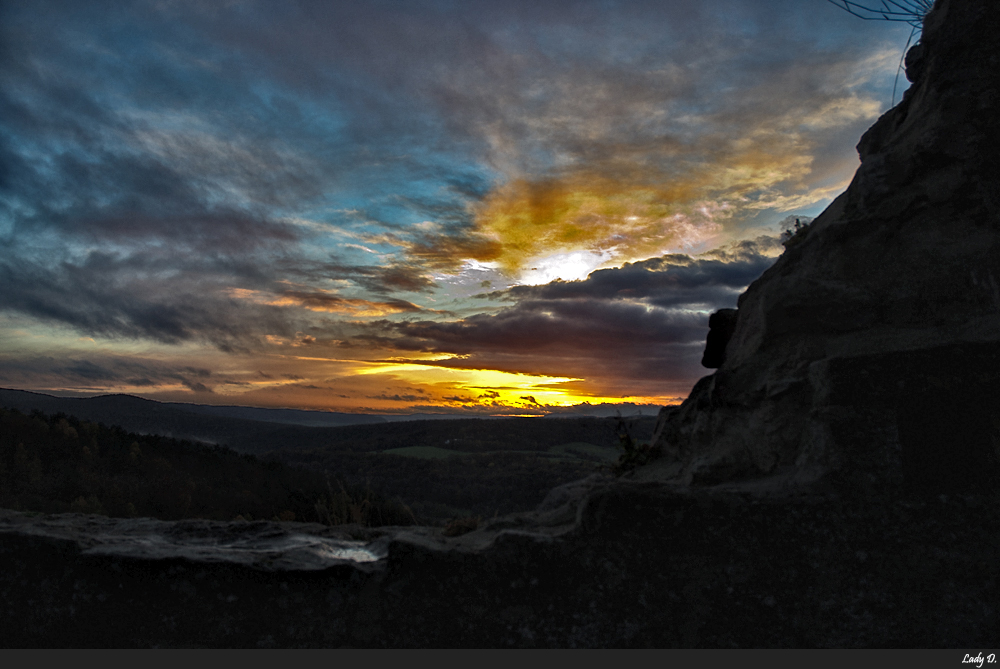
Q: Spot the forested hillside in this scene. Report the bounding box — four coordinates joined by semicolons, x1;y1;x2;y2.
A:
0;407;415;526
0;391;659;524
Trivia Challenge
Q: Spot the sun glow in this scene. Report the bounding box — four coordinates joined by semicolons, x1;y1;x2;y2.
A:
517;250;612;285
348;358;673;409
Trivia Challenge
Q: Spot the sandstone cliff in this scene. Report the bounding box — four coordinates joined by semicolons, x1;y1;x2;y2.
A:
643;0;1000;496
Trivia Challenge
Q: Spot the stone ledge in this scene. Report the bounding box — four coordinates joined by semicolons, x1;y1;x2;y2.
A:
3;483;998;647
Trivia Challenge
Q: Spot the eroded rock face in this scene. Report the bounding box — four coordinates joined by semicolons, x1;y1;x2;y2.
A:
646;0;1000;495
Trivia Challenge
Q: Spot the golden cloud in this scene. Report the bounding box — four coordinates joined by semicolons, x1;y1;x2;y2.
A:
403;47;892;280
224;287;424;317
467;139;824;275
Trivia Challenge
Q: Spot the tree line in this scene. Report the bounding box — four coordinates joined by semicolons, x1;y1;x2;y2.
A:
0;407;416;526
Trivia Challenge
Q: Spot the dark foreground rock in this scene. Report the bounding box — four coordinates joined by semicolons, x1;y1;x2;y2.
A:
2;482;998;648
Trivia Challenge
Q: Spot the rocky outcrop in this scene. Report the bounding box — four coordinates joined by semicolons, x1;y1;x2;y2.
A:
645;0;1000;495
701;308;739;369
3;0;999;648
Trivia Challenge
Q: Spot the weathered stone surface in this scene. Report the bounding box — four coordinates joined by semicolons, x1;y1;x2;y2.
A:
3;487;998;647
646;0;1000;495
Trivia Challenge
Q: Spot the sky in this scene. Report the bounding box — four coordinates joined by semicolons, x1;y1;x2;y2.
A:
0;0;915;416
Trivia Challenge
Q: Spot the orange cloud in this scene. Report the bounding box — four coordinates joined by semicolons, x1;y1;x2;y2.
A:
471;170;720;275
225;288;425;317
410;52;890;281
436;137;840;278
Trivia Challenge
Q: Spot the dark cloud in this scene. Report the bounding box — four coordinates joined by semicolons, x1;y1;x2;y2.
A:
0;43;314;249
63;360;118;382
361;264;438;294
353;238;781;389
180;379;214;394
379;299;704;355
0;254;297;349
283;260;438;296
273;290;427;316
369;393;423;402
0;354;218;394
0;4;337;350
397;231;503;274
484;236;782;306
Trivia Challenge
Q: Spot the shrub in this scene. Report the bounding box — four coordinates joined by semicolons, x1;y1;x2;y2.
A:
780;217;813;244
313;478;417;527
610;415;662;476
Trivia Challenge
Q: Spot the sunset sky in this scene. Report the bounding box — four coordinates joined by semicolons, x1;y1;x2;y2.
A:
0;0;914;415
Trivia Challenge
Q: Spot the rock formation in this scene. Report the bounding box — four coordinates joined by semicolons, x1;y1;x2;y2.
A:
644;0;1000;495
2;0;999;648
701;308;739;369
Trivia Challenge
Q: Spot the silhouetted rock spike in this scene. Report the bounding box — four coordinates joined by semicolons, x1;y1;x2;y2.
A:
701;309;739;369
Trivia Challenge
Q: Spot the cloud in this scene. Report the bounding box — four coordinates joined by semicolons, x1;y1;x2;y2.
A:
180;379;214;394
367;393;423;402
226;287;428;317
1;58;312;250
380;300;705;355
344;1;899;275
281;260;439;296
352;236;783;394
0;253;302;350
35;0;894;282
0;0;910;410
0;353;217;394
486;236;783;306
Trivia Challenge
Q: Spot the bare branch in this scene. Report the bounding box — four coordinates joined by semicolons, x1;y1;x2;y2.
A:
826;0;934;28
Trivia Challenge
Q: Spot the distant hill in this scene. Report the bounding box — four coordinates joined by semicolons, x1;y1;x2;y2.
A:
0;404;415;526
0;388;657;457
0;388;374;450
164;402;387;427
0;387;660;521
